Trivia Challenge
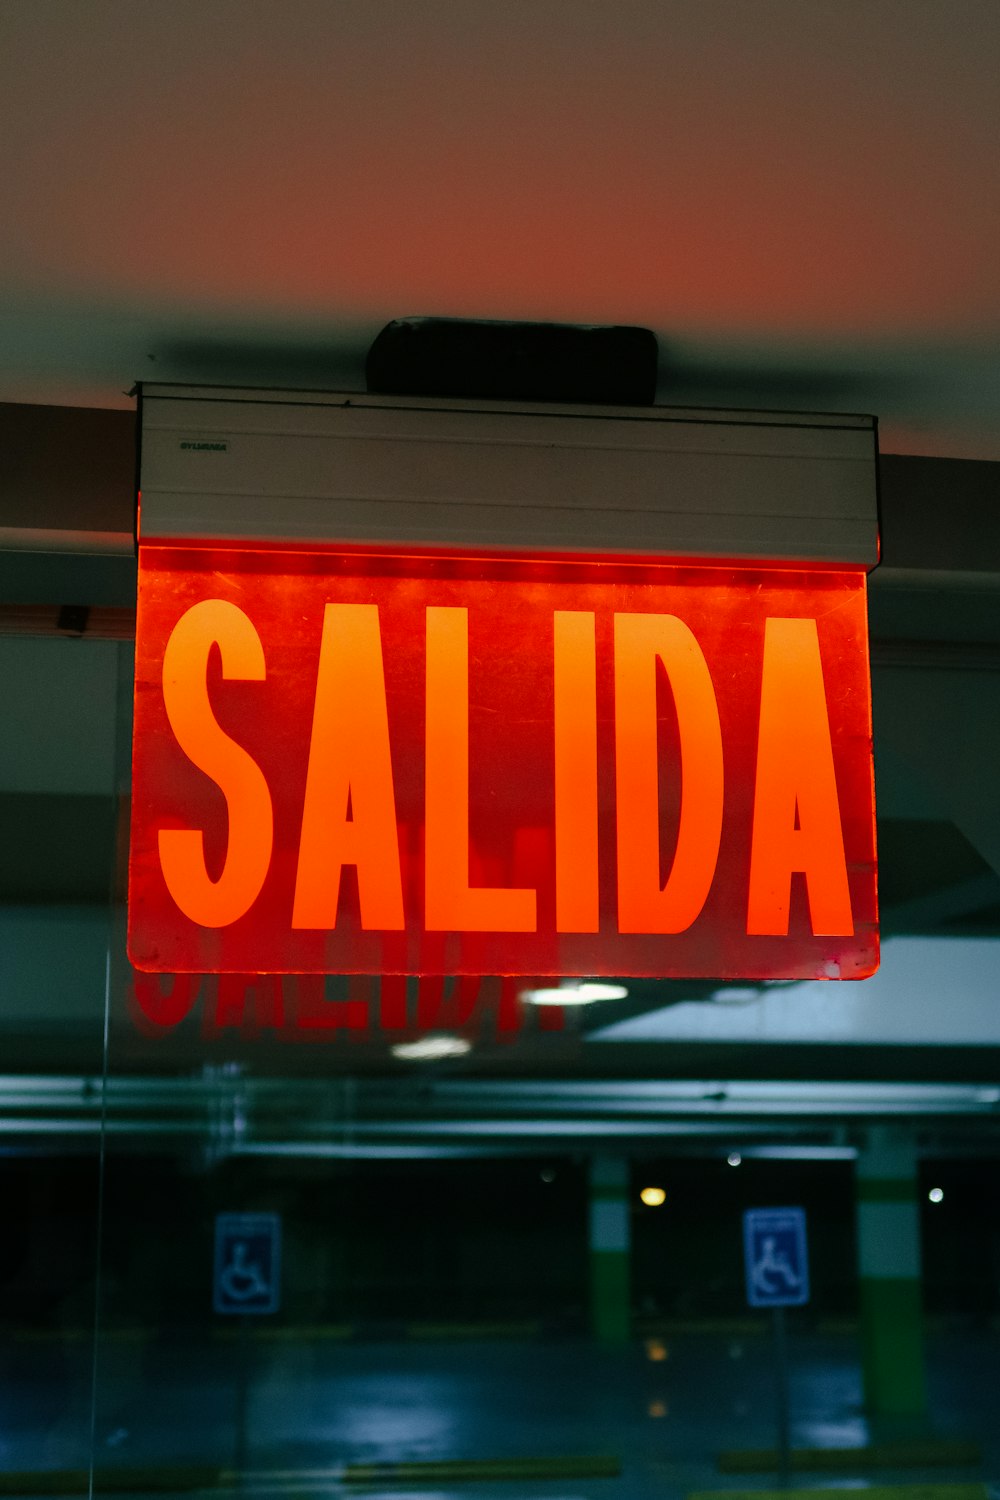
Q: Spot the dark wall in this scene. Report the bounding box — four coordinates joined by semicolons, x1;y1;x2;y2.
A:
7;1152;999;1335
630;1157;857;1319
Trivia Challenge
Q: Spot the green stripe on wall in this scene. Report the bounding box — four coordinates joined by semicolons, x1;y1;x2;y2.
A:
590;1250;630;1342
857;1179;919;1203
860;1276;926;1416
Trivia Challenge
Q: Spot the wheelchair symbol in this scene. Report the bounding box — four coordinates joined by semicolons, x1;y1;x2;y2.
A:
219;1241;270;1303
214;1213;281;1315
751;1235;802;1297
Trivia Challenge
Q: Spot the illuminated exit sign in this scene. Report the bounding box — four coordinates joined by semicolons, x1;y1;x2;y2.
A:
129;387;879;980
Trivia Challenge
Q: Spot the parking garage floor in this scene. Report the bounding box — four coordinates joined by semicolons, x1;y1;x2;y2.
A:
3;1324;999;1498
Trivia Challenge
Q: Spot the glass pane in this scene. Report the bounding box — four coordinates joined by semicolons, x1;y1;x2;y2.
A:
0;633;119;1490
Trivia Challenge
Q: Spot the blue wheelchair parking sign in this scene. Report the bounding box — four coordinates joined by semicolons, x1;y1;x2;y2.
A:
743;1207;809;1309
213;1213;281;1315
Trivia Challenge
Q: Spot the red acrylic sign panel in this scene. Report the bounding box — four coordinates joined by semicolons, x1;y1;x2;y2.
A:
128;546;878;979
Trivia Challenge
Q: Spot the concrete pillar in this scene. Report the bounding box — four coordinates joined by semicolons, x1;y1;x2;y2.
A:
589;1154;631;1342
855;1126;927;1416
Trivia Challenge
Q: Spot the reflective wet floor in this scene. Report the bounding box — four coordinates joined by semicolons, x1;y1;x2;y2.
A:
3;1326;999;1497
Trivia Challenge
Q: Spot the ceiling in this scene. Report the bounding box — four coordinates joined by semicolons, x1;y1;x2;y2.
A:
0;0;998;458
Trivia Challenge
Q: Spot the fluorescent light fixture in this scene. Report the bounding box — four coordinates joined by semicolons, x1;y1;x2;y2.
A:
521;981;628;1006
735;1145;858;1161
390;1035;472;1062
